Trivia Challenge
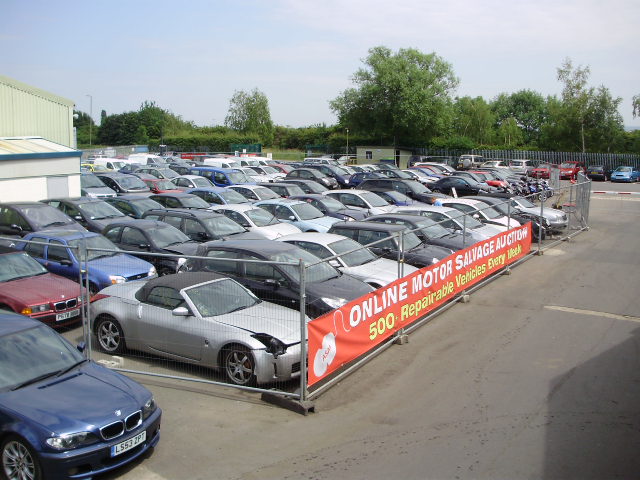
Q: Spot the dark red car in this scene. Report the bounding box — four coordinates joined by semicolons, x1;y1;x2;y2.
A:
0;246;84;328
559;161;585;180
529;163;552;179
143;177;182;194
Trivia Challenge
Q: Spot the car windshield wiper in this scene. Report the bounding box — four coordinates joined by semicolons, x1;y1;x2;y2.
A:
55;359;89;377
11;370;60;390
41;221;69;228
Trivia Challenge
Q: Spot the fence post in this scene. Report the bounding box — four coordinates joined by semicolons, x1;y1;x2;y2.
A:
397;231;404;279
507;198;511;231
538;194;544;253
80;238;92;359
299;258;308;403
462;213;467;248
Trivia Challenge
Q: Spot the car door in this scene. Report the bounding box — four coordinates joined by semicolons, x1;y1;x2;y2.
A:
0;206;31;236
45;240;78;279
240;254;297;309
137;286;204;361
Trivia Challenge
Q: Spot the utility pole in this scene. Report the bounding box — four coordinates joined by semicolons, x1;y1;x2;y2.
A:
86;94;93;146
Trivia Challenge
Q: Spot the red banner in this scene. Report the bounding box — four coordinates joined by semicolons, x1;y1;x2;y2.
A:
308;223;532;387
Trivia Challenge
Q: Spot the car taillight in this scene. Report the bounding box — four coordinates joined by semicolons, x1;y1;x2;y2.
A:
90;293;110;303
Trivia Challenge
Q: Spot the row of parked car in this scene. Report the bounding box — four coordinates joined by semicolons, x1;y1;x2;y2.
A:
0;153;577;479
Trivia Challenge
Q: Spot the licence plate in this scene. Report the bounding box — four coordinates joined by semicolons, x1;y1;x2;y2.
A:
111;431;146;457
56;309;79;322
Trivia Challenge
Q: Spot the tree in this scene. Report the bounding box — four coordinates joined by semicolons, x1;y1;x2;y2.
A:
330;46;459;145
453;96;495;145
540;58;624;152
633;94;640;118
224;88;274;145
491;90;547;145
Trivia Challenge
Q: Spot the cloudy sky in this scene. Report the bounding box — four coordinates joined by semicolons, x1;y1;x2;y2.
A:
4;0;639;128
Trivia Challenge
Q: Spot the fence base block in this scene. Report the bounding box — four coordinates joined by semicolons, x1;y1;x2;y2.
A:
394;334;409;345
460;294;471;303
261;391;315;415
501;267;512;276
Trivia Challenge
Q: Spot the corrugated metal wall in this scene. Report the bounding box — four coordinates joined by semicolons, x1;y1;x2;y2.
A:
0;75;75;147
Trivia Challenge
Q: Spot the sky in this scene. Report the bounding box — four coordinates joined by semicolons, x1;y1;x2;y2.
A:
3;0;639;129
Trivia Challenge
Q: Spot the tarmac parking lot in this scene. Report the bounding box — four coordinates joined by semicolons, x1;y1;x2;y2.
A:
58;183;640;480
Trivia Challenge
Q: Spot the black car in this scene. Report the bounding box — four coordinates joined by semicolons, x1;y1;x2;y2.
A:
290;194;368;221
285;168;339;189
327;221;453;268
102;219;199;275
183;239;373;318
585;165;612;181
133;166;179;180
302;164;352;188
0;202;86;239
281;178;329;194
105;195;166;218
430;176;492;196
358;178;448;205
149;192;212;210
42;197;130;233
258;182;306;198
364;214;474;251
141;208;263;242
95;172;151;194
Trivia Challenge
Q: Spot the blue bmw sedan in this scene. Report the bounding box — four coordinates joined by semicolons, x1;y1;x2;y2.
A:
0;312;161;479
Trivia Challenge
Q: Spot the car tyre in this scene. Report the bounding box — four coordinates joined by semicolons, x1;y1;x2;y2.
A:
95;316;126;354
1;435;42;480
222;345;256;386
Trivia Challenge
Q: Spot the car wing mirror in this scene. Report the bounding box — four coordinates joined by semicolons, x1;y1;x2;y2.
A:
288;215;296;221
328;259;341;268
172;306;191;316
10;224;23;232
60;259;73;266
264;278;280;289
76;341;86;353
138;243;151;250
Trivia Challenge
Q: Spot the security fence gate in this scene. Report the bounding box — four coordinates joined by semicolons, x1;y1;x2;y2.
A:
0;177;592;410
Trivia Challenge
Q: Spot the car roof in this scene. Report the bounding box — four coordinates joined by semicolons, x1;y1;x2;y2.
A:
210;204;257;213
23;229;100;240
185;187;227;193
144;208;223;219
441;198;481;206
278;232;347;244
107;194;157;202
366;213;427;224
104;219;170;229
329;221;406;232
254;198;305;206
289;194;325;201
150;192;199;199
197;238;301;255
137;272;226;300
324;189;370;195
46;196;103;204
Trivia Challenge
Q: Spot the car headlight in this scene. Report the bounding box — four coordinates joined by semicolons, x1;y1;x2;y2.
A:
21;303;49;315
46;432;99;450
109;275;126;285
148;266;157;277
252;333;287;358
142;396;157;420
176;257;187;270
321;297;348;309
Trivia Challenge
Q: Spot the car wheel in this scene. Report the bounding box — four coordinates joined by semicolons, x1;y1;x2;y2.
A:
1;435;42;480
95;316;126;354
222;345;256;386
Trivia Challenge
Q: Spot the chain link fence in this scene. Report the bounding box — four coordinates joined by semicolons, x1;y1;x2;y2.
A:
0;177;591;408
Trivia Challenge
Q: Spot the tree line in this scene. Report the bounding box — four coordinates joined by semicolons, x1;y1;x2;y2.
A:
74;46;640;155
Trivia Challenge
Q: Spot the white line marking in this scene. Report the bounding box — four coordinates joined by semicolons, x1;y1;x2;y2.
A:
544;305;640;323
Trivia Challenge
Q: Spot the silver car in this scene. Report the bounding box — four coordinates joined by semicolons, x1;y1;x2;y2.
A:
277;232;418;288
91;273;304;386
509;196;568;232
210;204;302;239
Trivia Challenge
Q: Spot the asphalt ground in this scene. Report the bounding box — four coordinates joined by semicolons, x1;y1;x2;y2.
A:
67;181;640;480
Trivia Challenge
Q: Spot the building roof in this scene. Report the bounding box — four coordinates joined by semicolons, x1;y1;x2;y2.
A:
0;136;80;160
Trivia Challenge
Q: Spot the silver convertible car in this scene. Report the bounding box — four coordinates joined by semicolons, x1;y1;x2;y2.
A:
90;272;304;386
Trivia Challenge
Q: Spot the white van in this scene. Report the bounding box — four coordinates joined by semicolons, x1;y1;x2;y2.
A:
127;153;165;165
93;158;126;171
508;159;533;175
201;158;240;169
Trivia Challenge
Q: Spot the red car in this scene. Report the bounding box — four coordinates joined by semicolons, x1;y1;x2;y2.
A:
0;246;84;328
559;161;585;180
529;163;552;179
469;170;509;189
270;163;295;174
143;177;183;194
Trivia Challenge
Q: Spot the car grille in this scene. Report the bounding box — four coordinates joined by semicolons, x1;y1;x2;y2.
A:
127;273;149;281
291;362;301;374
100;410;142;440
54;298;78;312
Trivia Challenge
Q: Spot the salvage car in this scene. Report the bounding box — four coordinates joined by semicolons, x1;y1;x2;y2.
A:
0;312;161;480
277;232;418;288
254;198;341;232
0;246;83;327
42;197;131;233
17;230;156;296
0;202;86;239
210;204;302;239
182;240;373;318
322;189;395;215
91;272;304;385
289;194;369;221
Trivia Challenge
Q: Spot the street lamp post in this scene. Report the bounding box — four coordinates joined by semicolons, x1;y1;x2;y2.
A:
346;128;349;155
86;94;93;146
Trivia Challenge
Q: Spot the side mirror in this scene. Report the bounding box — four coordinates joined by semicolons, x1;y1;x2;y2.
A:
138;243;151;250
473;214;480;220
76;342;86;353
60;259;73;266
288;216;296;221
264;278;280;289
10;224;23;232
172;306;191;316
328;259;341;268
196;231;210;240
